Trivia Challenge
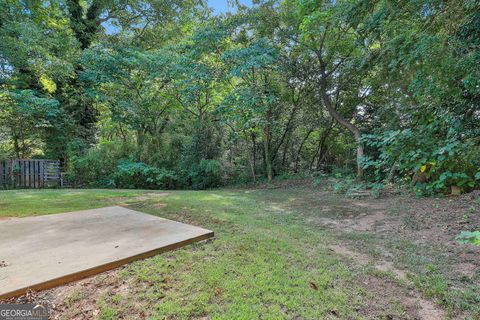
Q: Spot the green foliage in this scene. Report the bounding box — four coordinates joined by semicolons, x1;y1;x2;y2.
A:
312;172;327;186
67;140;123;187
332;179;352;194
114;161;177;189
1;0;478;193
98;298;118;320
332;178;361;195
369;183;385;199
183;159;223;190
178;123;223;189
0;90;60;123
315;163;384;197
456;231;480;246
67;141;177;189
0;89;60;158
223;38;278;78
362;111;479;195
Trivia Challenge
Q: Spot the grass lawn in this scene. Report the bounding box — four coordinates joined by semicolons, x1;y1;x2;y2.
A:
0;185;478;319
0;189;149;217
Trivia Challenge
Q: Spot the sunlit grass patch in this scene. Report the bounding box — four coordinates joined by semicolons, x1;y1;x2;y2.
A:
0;189;149;217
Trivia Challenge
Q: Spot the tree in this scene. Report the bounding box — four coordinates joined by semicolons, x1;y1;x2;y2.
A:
222;37;279;181
1;0;477;193
0;0;201;160
281;0;374;179
0;90;60;158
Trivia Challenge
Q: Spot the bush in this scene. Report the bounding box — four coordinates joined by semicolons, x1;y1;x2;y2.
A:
67;141;177;189
67;140;124;187
185;159;223;189
362;111;480;195
114;161;177;189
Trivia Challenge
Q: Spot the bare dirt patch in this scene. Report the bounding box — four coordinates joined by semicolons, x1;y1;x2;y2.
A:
0;269;142;320
279;184;479;318
453;262;478;277
290;186;480;265
329;245;370;265
153;202;166;209
306;205;389;232
114;192;170;206
131;192;170;201
348;211;388;231
359;275;444;320
332;243;446;319
375;261;407;280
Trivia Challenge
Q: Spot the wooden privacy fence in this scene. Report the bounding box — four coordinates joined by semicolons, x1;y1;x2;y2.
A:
0;159;61;189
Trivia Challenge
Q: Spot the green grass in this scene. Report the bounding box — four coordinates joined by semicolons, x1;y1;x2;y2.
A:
3;187;473;319
120;190;363;319
0;189;149;217
0;188;370;319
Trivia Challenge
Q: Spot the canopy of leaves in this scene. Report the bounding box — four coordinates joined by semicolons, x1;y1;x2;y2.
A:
0;0;478;193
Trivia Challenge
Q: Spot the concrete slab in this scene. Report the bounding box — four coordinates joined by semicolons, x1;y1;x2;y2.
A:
0;206;213;299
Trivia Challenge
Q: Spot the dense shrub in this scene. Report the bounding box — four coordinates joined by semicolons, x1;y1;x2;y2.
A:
67;137;225;189
67;140;124;187
114;161;177;189
362;112;480;195
67;141;177;189
183;159;223;190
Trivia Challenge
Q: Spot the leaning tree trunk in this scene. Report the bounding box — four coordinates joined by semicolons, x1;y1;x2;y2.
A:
319;81;364;179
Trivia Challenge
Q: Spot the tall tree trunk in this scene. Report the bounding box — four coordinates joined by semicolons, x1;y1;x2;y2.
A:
317;145;330;169
309;126;331;170
252;133;256;176
319;79;364;179
245;131;257;183
355;141;365;179
12;135;21;159
310;138;322;170
281;134;290;168
316;121;334;170
294;128;314;172
272;102;299;162
263;129;273;181
263;109;273;182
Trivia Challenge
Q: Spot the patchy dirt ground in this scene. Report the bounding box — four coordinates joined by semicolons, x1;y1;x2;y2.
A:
1;184;478;319
267;182;480;319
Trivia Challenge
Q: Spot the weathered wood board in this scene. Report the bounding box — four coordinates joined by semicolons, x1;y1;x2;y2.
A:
0;159;60;189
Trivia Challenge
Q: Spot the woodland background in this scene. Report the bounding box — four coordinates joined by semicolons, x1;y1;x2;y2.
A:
0;0;479;195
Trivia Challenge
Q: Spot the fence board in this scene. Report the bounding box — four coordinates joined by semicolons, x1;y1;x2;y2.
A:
0;159;61;189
